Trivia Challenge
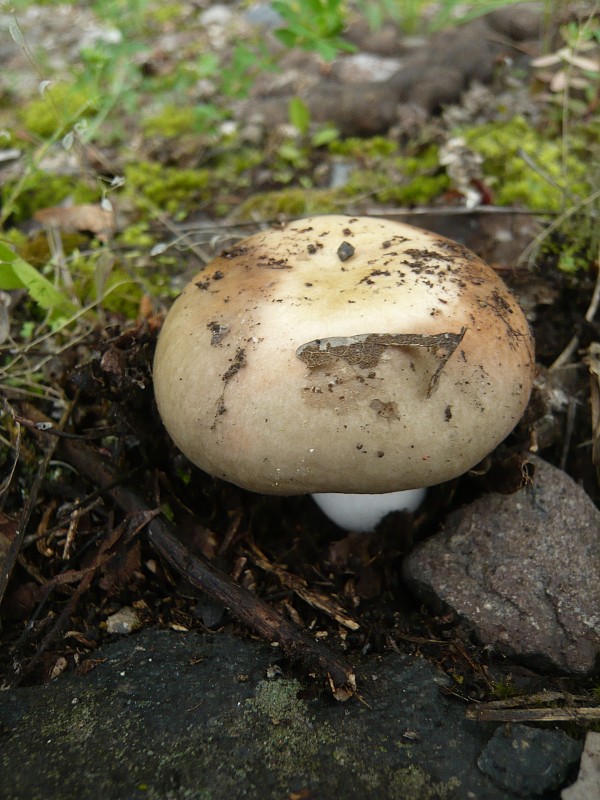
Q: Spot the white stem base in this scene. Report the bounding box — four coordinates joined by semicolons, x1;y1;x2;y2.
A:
311;488;426;532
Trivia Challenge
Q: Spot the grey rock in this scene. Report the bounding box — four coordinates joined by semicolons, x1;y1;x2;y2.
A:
486;3;543;41
331;52;405;84
0;627;572;800
305;82;399;135
345;18;403;57
243;3;545;136
243;3;283;30
403;457;600;674
478;725;582;797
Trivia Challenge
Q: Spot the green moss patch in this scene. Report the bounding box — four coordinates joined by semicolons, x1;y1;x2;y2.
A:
463;116;590;210
20;84;99;139
124;160;213;216
3;172;100;223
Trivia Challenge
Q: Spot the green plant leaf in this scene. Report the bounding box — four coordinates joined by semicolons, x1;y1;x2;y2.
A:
0;243;76;315
274;28;299;49
312;126;339;147
288;97;311;135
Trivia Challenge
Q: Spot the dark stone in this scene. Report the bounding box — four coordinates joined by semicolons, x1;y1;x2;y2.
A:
478;725;582;796
0;627;576;800
486;3;544;41
433;21;501;84
306;82;399;135
345;18;403;57
242;3;546;136
403;457;600;674
405;68;466;112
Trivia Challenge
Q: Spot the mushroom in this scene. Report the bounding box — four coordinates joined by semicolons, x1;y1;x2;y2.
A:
153;215;535;531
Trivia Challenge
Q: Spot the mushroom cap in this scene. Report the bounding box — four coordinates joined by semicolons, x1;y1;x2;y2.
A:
153;215;535;495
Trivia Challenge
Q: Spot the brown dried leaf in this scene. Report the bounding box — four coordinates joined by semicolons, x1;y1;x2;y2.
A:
99;539;142;594
76;657;107;676
34;203;115;241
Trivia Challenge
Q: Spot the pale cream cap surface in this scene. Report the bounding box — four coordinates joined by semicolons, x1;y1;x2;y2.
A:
153;215;535;494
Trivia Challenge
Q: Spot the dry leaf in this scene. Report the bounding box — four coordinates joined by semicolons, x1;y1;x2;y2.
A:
99;538;142;593
34;203;115;241
562;52;600;73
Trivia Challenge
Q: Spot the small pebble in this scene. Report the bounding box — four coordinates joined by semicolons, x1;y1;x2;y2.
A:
106;606;141;635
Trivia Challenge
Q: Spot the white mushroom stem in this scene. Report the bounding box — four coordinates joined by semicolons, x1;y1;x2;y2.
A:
311;488;427;532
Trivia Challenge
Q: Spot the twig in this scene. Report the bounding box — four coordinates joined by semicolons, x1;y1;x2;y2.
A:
0;402;72;609
144;509;356;697
23;406;357;698
20;509;155;675
247;542;360;631
467;706;600;723
466;691;600;723
14;414;117;440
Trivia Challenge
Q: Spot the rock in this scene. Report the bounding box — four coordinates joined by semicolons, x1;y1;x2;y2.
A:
200;5;234;28
242;3;546;136
0;627;573;800
486;3;545;41
562;732;600;800
243;3;283;30
403;68;467;112
402;457;600;674
105;605;141;635
305;82;399;135
478;725;582;797
330;53;405;84
345;18;403;56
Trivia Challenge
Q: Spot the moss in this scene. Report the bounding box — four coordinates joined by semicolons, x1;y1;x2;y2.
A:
242;679;337;780
250;679;310;724
233;187;340;221
462;116;599;270
213;147;264;185
343;145;449;206
236;679;463;798
119;221;156;249
329;136;398;159
388;765;461;800
346;168;449;206
3;172;100;224
124;160;213;216
14;230;88;268
491;677;520;700
69;250;141;315
463;116;590;210
145;3;186;26
142;105;223;137
19;84;98;139
70;241;181;316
